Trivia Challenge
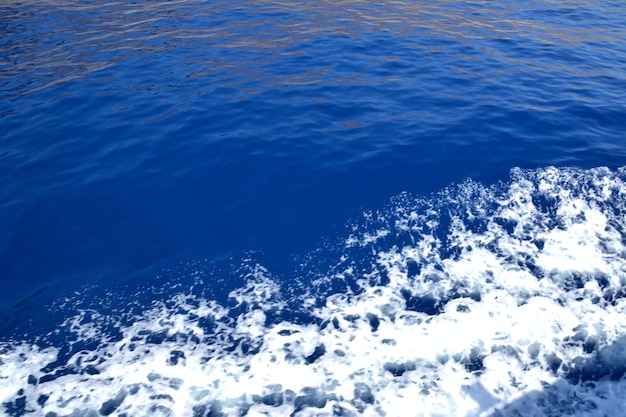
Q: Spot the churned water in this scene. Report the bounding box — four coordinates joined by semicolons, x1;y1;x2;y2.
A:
1;1;626;416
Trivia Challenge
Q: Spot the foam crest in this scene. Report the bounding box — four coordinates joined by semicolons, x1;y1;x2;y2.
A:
1;167;625;417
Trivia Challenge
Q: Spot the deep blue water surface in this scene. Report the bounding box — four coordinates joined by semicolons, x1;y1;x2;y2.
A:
2;0;624;310
1;1;626;416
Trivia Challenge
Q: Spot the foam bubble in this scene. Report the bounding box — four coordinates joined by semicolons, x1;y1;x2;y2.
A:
1;166;625;416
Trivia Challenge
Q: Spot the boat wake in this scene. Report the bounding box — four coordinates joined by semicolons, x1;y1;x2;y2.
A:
1;166;625;417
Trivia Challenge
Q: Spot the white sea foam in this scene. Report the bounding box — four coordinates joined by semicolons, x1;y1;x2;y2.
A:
1;166;625;417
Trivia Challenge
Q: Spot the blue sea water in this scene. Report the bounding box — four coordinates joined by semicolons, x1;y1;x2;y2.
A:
1;1;626;416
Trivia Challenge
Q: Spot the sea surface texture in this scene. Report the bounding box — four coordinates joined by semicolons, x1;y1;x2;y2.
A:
1;1;626;416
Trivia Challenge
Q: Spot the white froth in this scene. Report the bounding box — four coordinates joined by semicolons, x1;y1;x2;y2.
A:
1;167;625;417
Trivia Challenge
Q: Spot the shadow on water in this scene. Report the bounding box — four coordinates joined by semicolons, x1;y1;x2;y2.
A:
10;287;48;309
481;335;626;417
0;287;50;338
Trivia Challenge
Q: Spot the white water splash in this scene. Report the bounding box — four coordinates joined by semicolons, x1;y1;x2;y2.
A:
1;167;626;417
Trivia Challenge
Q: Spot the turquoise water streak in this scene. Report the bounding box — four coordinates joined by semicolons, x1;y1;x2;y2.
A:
1;1;626;416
